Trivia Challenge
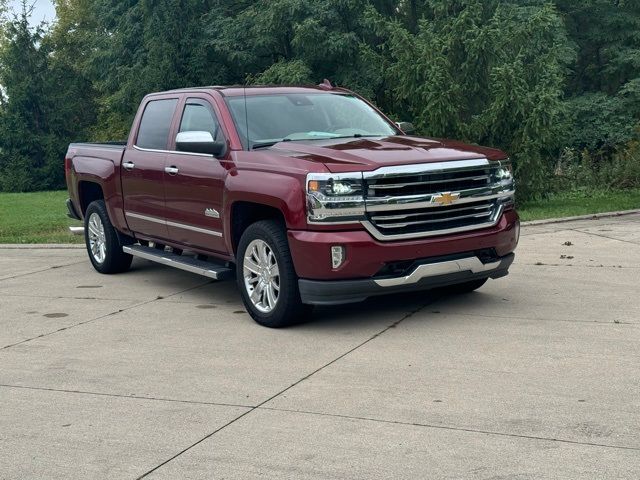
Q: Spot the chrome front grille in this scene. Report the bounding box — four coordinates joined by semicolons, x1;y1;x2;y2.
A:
367;171;491;197
362;159;514;241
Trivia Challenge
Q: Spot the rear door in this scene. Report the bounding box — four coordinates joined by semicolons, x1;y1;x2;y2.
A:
163;96;228;254
121;97;178;240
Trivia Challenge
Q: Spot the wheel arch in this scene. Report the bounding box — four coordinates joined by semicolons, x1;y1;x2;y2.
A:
78;181;105;215
229;201;286;255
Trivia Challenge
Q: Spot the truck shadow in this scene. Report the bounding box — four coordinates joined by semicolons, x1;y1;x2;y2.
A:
307;289;447;329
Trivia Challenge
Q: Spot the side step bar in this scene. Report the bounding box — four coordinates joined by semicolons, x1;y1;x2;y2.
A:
123;245;233;280
69;226;85;235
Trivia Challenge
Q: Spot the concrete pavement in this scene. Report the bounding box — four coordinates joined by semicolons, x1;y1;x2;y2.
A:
1;215;639;479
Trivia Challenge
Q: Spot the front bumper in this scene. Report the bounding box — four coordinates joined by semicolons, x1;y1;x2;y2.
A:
299;253;514;305
288;209;519;280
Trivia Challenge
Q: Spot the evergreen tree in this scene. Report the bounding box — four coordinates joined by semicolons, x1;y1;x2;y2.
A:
556;0;640;151
0;0;638;197
0;3;56;191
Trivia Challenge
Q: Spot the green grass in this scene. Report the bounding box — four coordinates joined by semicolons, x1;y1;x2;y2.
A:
1;189;639;243
518;189;640;222
0;191;82;244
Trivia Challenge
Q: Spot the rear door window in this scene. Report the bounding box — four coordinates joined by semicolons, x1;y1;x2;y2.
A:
136;99;178;150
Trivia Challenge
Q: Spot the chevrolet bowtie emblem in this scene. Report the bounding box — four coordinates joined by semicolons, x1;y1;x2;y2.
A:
432;192;461;206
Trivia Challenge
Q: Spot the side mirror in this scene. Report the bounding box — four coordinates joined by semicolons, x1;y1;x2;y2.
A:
176;131;225;156
396;122;415;135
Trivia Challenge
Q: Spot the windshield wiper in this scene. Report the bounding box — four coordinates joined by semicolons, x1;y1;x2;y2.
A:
251;139;291;150
333;134;384;139
251;134;383;149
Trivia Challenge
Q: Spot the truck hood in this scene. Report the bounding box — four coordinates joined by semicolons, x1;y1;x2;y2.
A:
269;136;507;173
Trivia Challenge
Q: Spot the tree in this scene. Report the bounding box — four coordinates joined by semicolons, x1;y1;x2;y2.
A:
374;1;574;198
0;1;94;191
556;0;640;151
69;0;224;139
1;0;638;197
0;3;56;191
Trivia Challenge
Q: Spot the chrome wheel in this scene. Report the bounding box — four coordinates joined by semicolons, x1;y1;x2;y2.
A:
243;239;280;313
87;212;106;264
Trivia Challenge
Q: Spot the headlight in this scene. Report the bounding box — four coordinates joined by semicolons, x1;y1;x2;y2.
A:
492;159;515;208
495;163;513;181
306;172;366;224
492;160;514;185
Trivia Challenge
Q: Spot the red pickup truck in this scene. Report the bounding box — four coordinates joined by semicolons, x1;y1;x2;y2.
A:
65;84;519;327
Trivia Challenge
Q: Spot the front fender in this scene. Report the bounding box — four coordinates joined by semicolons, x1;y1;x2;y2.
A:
223;170;307;252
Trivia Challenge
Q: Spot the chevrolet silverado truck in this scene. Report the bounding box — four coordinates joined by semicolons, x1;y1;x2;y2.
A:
65;84;519;327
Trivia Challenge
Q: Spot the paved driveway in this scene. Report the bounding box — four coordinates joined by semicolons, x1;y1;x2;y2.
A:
1;215;639;479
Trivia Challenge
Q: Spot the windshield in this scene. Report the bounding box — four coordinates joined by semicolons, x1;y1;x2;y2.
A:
225;93;398;149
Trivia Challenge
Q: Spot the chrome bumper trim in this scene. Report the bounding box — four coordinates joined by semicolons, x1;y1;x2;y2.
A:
374;256;502;288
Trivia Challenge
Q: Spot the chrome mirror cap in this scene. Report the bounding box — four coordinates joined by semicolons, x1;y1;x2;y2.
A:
176;131;214;144
175;131;225;156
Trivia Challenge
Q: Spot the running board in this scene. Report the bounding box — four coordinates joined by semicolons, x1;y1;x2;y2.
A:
123;245;233;280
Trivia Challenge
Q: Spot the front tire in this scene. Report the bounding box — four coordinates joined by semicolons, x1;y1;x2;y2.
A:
236;220;311;328
84;200;132;274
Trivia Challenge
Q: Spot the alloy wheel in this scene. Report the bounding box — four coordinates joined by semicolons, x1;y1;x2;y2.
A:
87;212;107;264
243;239;280;313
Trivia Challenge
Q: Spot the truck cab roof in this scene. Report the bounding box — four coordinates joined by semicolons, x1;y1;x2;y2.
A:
149;85;349;98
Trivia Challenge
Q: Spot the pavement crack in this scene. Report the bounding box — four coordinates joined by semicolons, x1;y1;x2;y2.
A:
425;310;637;326
0;260;86;282
258;406;640;452
0;281;211;350
569;228;640;247
0;384;253;409
522;262;639;269
135;301;432;479
0;293;147;301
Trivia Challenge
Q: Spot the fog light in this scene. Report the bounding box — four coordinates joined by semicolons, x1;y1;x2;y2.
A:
331;246;345;269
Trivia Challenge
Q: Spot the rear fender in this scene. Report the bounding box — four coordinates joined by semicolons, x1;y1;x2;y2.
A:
72;157;127;231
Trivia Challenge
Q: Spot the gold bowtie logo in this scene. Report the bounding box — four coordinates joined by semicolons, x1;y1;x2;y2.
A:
432;192;461;206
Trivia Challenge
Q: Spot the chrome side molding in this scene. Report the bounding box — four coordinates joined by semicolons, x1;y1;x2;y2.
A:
125;211;223;237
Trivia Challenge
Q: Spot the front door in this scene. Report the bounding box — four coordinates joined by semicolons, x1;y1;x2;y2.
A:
163;98;228;254
121;97;179;241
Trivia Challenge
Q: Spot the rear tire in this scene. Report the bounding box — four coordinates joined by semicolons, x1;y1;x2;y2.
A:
236;220;312;328
84;200;132;274
444;278;488;294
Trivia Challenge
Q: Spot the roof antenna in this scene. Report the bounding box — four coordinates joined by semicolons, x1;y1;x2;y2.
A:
318;79;334;90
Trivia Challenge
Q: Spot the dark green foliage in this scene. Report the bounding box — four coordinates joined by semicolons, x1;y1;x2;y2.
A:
0;0;638;198
372;1;574;198
0;2;95;191
556;0;640;152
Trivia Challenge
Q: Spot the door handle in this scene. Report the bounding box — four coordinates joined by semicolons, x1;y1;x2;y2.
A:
165;166;179;175
122;161;135;171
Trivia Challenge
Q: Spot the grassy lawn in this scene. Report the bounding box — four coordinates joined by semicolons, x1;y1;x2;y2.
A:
518;189;640;221
1;189;639;244
0;191;82;244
